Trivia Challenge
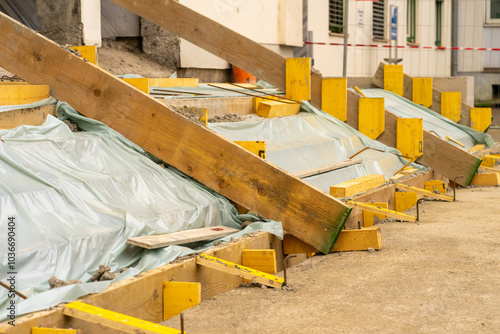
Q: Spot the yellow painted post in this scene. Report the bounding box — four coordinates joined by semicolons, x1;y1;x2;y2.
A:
122;78;150;94
395;191;419;212
0;85;50;105
234;141;266;159
241;249;277;274
286;58;311;101
253;95;279;112
163;282;201;320
32;328;81;334
424;180;447;194
330;174;386;198
69;45;98;65
383;65;404;96
470;173;500;186
397;118;423;159
470;107;492;132
441;92;462;122
63;301;180;333
358;97;385;139
362;202;388;227
332;226;383;252
255;100;301;118
412;77;433;107
322;78;347;121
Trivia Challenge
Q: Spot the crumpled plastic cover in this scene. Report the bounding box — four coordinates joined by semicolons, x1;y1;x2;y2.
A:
209;101;426;194
0;101;282;321
360;88;494;150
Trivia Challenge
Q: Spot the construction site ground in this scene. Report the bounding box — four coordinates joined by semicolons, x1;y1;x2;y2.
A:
163;186;500;333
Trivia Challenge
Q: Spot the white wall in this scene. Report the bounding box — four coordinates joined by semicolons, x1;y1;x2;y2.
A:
81;0;102;46
308;0;452;77
179;0;302;69
457;0;484;73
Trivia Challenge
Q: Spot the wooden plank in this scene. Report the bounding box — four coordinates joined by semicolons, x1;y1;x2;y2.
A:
234;141;266;159
0;12;350;254
445;135;466;148
412;77;433;108
481;156;496;167
470;107;492;132
69;45;98;65
395;183;453;201
470;173;500;186
362;202;388;227
110;0;286;90
293;159;362;179
241;249;277;274
150;78;199;88
286;58;311;101
255;100;301;118
32;328;81;334
330;174;386;198
283;234;318;254
322;77;347;121
359;97;385;139
395;191;418;212
383;65;404;96
0;105;56;129
253;95;280;112
441;92;462;122
196;254;284;289
424;180;447;194
397;118;423;159
0;85;50;105
333;226;383;251
346;201;417;223
63;301;180;334
347;88;481;187
126;225;239;249
0;231;283;333
163;282;201;320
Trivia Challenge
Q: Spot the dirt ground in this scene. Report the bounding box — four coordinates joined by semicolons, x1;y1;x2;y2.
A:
163;187;500;333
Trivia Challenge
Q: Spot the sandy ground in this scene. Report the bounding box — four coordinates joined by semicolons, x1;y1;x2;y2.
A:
163;187;500;333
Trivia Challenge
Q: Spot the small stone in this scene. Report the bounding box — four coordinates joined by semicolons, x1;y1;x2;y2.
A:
260;284;267;289
367;247;376;253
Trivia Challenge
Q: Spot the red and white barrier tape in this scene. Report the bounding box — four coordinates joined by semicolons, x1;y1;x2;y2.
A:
304;41;500;51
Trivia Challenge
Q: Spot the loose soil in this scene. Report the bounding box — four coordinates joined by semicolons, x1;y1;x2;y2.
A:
163;187;500;333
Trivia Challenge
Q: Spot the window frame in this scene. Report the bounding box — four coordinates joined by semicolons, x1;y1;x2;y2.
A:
407;0;416;43
329;0;344;35
486;0;500;25
372;0;386;41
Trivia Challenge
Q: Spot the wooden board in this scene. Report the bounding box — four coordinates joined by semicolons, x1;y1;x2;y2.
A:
0;85;50;105
362;202;388;227
163;282;201;320
395;191;418;212
234;141;266;159
412;77;432;108
441;92;462;123
0;105;56;129
241;249;277;274
322;78;347;121
470;108;492;132
0;12;351;254
397;118;423;159
127;225;239;249
256;100;301;118
358;97;385;139
69;45;98;65
383;65;404;96
285;58;311;101
330;174;386;198
32;328;81;334
63;301;180;334
347;201;417;223
196;254;283;289
395;183;453;202
0;231;283;333
293;159;362;179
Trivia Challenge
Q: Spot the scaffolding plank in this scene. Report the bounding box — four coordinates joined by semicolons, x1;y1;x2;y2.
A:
395;184;453;202
63;301;180;334
346;201;417;223
0;12;350;254
293;159;362;179
163;282;201;320
196;254;284;288
127;226;239;249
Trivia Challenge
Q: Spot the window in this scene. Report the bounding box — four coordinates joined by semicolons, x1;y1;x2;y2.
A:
486;0;500;24
329;0;343;34
407;0;416;43
373;0;385;40
435;0;443;46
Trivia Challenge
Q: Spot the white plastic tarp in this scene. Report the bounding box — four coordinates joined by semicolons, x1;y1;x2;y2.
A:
0;101;282;321
209;101;426;194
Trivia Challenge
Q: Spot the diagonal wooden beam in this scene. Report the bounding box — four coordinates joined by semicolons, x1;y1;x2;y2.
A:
109;0;324;109
0;12;350;254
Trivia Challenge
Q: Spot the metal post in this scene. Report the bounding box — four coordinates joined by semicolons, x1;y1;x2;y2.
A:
451;0;458;76
342;0;349;77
